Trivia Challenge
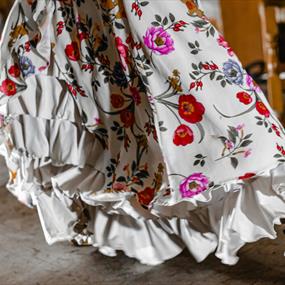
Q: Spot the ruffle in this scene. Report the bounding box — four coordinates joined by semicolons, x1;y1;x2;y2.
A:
1;0;285;268
7;75;81;123
2;135;285;265
1;81;285;265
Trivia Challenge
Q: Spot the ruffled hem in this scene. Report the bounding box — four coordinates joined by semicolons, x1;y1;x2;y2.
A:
1;0;285;267
1;74;285;265
2;133;285;266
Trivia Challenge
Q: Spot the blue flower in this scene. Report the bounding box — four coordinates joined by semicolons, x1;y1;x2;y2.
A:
19;56;35;77
222;59;243;85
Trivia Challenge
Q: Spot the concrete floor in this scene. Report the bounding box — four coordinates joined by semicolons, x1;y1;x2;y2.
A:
1;187;285;285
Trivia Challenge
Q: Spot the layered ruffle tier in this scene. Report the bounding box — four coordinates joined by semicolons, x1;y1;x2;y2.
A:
1;0;285;267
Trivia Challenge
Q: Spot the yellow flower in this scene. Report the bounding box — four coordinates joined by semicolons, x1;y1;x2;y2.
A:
173;69;180;77
10;24;28;39
157;163;164;173
101;0;117;10
9;170;17;181
180;0;204;17
168;75;183;92
115;0;126;19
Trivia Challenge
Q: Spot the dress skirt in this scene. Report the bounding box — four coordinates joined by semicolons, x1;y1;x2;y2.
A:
1;0;285;265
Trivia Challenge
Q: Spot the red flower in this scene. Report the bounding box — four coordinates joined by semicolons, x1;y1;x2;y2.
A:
25;41;31;52
210;63;219;70
196;81;203;90
78;32;89;41
65;41;80;61
277;143;283;152
8;64;20;78
120;109;135;127
179;20;187;25
178;94;205;123
202;64;210;70
56;21;64;36
238;172;256;180
137;187;155;206
272;123;281;137
173;124;194;146
111;94;124;108
131;2;138;10
0;79;17;96
173;23;181;32
276;143;285;155
129;86;141;105
236;91;252;105
66;83;76;96
189;82;196;90
256;101;270;117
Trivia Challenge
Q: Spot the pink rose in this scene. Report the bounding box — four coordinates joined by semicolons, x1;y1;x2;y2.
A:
143;26;175;55
179;173;209;198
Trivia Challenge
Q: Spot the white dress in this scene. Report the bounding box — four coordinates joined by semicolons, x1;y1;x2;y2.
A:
1;0;285;266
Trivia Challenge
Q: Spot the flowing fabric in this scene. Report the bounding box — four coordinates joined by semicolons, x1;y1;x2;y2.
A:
1;0;285;265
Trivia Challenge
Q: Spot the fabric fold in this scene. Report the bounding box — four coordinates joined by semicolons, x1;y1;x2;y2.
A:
2;0;285;267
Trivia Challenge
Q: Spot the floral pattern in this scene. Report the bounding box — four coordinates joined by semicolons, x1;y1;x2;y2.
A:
179;172;209;198
1;0;285;212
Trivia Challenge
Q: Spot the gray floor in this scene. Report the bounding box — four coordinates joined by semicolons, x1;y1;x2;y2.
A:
1;187;285;285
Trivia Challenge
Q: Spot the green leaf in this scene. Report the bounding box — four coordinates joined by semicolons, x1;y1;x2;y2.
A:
155;14;162;22
243;134;253;140
162;16;168;25
117;176;126;182
151;21;160;26
228;126;239;137
230;157;238;169
115;22;124;29
192;63;198;70
194;160;200;166
210;26;215;36
189;73;196;80
240;140;253;147
169;13;175;22
188;42;195;49
140;1;149;6
218;136;227;143
274;154;282;158
195;154;204;158
210;72;215;80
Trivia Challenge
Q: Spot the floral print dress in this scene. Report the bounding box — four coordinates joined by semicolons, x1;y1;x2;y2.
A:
1;0;285;266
